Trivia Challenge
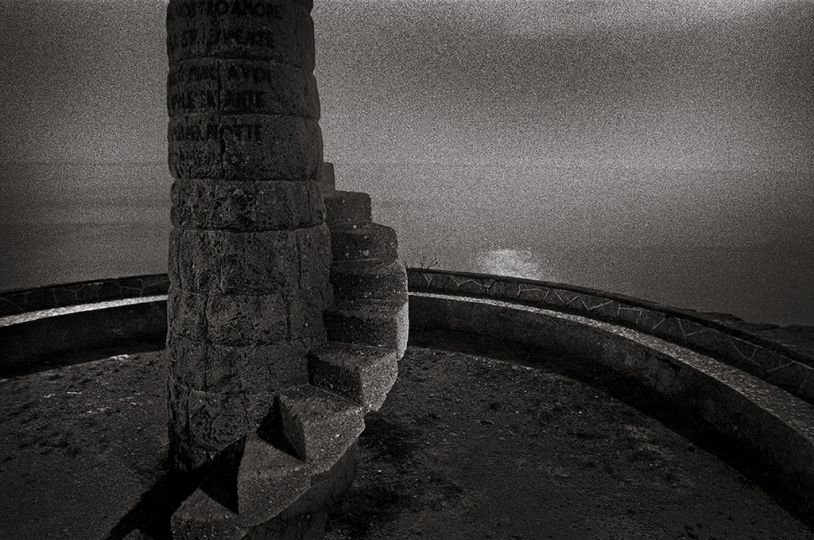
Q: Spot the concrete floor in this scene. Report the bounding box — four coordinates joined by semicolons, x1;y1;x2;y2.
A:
0;331;812;539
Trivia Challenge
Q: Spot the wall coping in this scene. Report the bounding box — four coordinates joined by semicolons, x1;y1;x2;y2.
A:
2;270;812;402
407;268;813;367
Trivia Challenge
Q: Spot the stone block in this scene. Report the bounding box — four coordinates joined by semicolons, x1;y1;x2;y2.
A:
167;287;208;341
318;162;335;193
616;305;646;327
175;228;301;294
276;441;359;522
237;432;309;527
637;308;667;333
172;178;325;232
601;333;649;376
167;334;209;389
205;292;289;345
766;361;812;400
406;293;449;330
517;285;551;305
168;227;182;286
206;341;309;393
220;59;319;118
223;115;322;181
487;278;520;300
169;114;323;181
278;384;364;472
324;299;409;357
169;336;310;393
651;316;686;344
168;114;223;180
169;376;275;454
330;260;408;304
167;1;315;70
167;58;220;116
324;191;371;229
330;224;398;263
308;342;399;412
171;486;245;540
295;223;332;299
285;292;328;346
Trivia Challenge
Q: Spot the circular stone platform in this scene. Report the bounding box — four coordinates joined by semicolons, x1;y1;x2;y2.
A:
0;331;811;539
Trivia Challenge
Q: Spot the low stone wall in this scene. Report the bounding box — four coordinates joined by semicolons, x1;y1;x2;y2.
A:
3;271;812;405
0;298;166;376
0;274;168;317
408;269;814;404
2;272;814;516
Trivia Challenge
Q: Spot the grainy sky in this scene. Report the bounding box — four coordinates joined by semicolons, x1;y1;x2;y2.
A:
0;0;812;169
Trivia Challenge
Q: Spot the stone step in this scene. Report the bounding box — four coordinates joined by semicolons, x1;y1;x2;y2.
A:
308;342;399;412
324;299;409;357
171;486;246;540
330;223;397;263
236;432;311;528
324;191;371;229
278;384;365;474
318;162;335;194
330;260;408;304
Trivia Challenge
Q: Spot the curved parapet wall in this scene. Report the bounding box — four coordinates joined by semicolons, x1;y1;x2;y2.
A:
2;269;812;401
0;274;168;317
0;296;167;376
408;269;814;405
1;270;814;517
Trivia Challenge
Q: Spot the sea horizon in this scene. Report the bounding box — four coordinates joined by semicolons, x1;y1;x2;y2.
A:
1;160;812;327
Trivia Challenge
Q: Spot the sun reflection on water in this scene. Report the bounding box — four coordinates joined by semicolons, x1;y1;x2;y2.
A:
472;248;556;282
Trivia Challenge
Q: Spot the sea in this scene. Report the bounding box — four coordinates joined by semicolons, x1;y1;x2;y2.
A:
1;161;812;326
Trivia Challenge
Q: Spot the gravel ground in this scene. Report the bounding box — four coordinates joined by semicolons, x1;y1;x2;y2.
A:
0;332;812;539
326;329;814;540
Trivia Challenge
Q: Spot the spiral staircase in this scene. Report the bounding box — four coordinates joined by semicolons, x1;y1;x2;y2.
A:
170;163;408;538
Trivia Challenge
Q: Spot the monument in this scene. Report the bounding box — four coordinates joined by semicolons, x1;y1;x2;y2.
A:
165;0;408;536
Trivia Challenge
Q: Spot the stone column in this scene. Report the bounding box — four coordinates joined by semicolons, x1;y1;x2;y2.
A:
165;0;331;471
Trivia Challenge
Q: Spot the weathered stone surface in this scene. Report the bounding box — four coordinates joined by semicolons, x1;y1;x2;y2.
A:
166;0;338;482
278;384;364;471
324;191;371;229
172;226;330;294
330;260;408;304
167;59;219;115
169;114;323;181
222;114;322;180
168;335;309;393
169;376;276;458
168;285;329;352
243;442;358;539
205;292;288;345
168;59;319;118
167;287;208;341
237;432;309;527
172;178;324;231
330;224;398;263
168;228;182;287
221;60;319;117
0;274;169;316
167;114;223;179
308;342;399;412
324;300;409;356
318;162;335;194
167;0;315;69
167;334;209;389
294;222;333;302
171;486;246;540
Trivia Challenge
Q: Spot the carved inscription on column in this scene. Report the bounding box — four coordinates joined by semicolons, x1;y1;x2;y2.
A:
166;0;330;471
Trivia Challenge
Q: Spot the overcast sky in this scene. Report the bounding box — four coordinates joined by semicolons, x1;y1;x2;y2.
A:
0;0;812;169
